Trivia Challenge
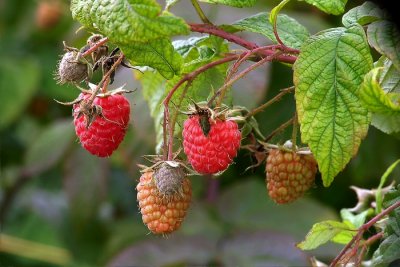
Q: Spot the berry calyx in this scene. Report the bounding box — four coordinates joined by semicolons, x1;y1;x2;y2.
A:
182;114;241;174
137;171;192;234
266;148;317;204
73;92;130;157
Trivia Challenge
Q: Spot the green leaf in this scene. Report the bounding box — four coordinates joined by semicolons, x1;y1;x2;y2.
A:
166;0;181;10
377;57;400;94
24;119;75;176
199;0;256;8
340;208;370;228
269;0;291;25
359;68;400;114
120;38;183;79
301;0;347;15
372;234;400;267
368;20;400;72
297;220;356;250
70;0;96;31
294;25;372;187
370;58;400;136
376;159;400;213
70;0;187;77
371;113;400;136
0;57;40;130
232;12;309;49
342;1;385;27
71;0;189;43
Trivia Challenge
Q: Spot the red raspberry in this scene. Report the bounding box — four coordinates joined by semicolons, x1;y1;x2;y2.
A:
137;171;192;234
182;115;241;174
266;149;317;204
73;93;130;157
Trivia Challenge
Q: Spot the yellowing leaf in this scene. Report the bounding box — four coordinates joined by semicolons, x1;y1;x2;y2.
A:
360;68;400;114
294;25;372;186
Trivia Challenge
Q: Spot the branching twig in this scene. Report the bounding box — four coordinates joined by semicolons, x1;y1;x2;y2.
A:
264;117;295;143
210;53;279;107
245;86;294;118
189;23;299;63
330;201;400;267
88;53;124;105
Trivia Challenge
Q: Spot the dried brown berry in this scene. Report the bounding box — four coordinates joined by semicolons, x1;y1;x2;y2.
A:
154;161;186;196
56;51;90;84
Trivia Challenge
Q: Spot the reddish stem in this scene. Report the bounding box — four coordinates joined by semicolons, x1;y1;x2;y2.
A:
330;201;400;267
189;23;298;63
81;37;109;58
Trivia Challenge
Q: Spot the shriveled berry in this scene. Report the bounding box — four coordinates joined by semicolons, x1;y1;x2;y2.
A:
73;93;130;157
266;149;317;204
56;51;89;84
154;161;186;196
137;171;192;234
182;115;241;174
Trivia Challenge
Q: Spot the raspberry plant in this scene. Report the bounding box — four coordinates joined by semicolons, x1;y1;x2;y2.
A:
50;0;400;265
1;0;399;266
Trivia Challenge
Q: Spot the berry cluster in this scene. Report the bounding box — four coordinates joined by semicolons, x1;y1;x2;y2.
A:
56;35;131;157
55;36;319;236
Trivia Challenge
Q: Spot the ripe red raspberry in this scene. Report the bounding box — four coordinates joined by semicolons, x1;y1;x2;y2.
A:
182;115;241;174
137;171;192;234
73;93;130;157
266;149;317;204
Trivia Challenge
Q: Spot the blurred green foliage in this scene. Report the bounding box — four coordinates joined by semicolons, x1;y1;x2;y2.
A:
0;0;399;266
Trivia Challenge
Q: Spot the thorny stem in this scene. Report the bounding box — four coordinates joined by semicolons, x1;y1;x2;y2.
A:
162;54;241;160
81;37;109;58
264;116;295;143
272;13;287;48
211;53;278;107
87;53;124;105
226;45;280;81
245;86;294;118
330;201;400;267
191;0;212;24
189;23;299;62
